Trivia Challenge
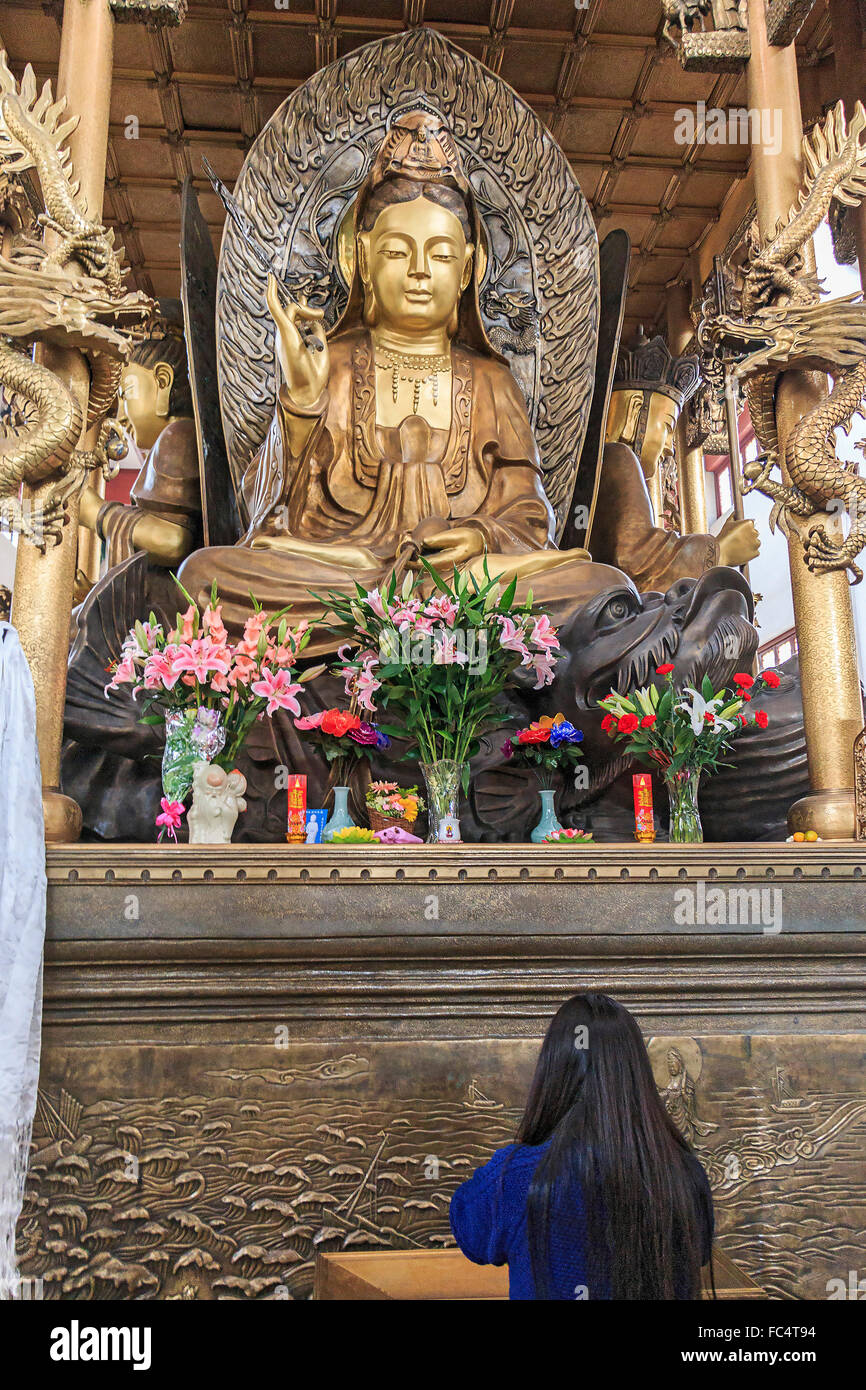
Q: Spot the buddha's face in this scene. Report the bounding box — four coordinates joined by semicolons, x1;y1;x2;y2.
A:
641;391;679;478
117;360;174;450
358;195;473;336
605;388;679;479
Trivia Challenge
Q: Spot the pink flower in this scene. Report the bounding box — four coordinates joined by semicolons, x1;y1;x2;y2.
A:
425;594;458;627
365;588;387;619
355;667;382;712
433;633;469;666
238;610;270;656
228;654;258;688
179;604;196;643
171;638;231;683
390;599;421;631
294;710;326;730
104;653;136;695
142;646;182;691
528;650;558;689
251;667;303;717
497;615;531;661
531;614;559;652
155;797;185;843
203;603;228;645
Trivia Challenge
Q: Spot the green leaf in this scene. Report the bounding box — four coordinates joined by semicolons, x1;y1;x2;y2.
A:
498;575;517;612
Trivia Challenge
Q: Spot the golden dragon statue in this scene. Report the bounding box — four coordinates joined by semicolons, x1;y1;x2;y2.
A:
0;51;152;548
707;100;866;583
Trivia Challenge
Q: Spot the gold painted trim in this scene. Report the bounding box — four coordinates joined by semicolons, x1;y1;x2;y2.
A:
46;841;866;887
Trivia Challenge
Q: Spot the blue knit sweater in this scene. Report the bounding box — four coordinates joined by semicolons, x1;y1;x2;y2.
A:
449;1141;714;1300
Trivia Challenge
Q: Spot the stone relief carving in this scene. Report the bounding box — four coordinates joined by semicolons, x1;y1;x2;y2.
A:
19;1038;866;1301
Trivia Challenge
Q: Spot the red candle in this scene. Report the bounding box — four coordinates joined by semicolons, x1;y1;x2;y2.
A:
632;773;655;843
287;774;307;844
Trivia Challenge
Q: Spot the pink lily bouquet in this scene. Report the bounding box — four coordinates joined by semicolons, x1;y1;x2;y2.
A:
321;561;562;800
106;579;314;839
322;564;558;845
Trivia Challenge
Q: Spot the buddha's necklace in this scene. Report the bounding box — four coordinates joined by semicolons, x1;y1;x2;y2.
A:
374;347;451;415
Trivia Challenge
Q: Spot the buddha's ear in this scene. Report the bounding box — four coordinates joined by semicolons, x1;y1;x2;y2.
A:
460;244;474;293
154;361;174;418
357;232;371;287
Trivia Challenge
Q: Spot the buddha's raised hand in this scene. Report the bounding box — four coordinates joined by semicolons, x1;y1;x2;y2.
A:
267;273;329;409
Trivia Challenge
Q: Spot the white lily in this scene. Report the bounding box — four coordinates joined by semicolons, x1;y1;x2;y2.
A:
676;686;739;736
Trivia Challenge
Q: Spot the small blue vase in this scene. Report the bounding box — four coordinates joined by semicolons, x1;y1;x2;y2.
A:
531;787;563;844
323;786;356;841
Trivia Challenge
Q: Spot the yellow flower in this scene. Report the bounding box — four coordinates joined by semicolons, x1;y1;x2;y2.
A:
538;712;567;728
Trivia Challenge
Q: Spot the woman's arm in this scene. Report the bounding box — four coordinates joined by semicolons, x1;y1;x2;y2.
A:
449;1146;515;1266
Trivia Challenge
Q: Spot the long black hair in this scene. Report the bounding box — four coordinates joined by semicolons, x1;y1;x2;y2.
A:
516;992;711;1299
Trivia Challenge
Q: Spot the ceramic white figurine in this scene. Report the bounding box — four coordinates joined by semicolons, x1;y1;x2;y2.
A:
187;762;248;844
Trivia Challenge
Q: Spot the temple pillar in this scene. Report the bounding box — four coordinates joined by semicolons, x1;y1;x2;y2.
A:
828;0;866;282
666;278;708;535
745;0;863;838
10;0;116;842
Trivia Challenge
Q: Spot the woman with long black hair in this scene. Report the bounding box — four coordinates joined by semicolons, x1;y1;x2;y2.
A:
450;993;714;1299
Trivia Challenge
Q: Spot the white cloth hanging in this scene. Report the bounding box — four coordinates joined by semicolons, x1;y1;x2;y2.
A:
0;621;46;1298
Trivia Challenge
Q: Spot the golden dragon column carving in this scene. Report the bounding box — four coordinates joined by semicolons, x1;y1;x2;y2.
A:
714;103;866;583
705;90;866;838
0;54;150;544
0;39;152;839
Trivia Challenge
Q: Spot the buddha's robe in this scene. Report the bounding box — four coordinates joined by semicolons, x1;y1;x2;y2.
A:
178;329;591;652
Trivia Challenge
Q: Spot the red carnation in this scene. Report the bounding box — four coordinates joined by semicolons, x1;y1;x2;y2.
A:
640;714;657;728
656;663;675;675
737;714;748;726
754;709;769;729
618;713;639;734
518;726;551;744
600;713;616;732
704;712;715;724
733;672;755;688
741;692;751;702
321;708;362;737
762;670;781;689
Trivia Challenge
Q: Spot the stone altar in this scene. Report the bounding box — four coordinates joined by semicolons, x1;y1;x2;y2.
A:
20;842;866;1301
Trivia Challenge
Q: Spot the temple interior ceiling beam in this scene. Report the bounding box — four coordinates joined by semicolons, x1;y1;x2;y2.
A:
0;0;836;335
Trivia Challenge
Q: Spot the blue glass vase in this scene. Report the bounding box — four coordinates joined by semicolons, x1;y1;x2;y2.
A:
323;786;355;841
531;787;563;844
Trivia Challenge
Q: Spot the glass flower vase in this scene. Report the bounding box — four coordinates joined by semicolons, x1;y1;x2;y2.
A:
665;769;703;844
161;707;225;805
421;760;464;844
531;787;563;844
323;786;355;842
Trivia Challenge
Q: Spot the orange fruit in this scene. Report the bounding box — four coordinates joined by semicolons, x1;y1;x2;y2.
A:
792;832;805;842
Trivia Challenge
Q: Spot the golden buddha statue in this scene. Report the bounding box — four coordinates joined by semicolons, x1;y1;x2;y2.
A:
79;305;200;571
178;111;596;652
599;328;759;584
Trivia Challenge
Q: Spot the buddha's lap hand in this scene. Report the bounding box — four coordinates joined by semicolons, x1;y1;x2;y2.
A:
421;525;486;571
267;272;329;409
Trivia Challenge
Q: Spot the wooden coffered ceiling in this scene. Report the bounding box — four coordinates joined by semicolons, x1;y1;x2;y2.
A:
0;0;841;339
